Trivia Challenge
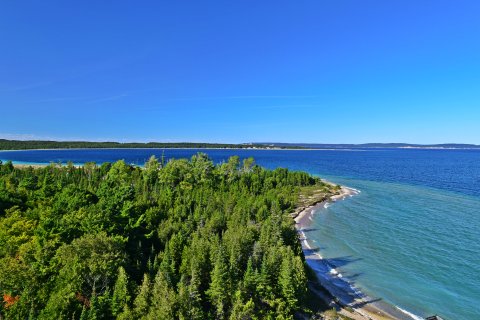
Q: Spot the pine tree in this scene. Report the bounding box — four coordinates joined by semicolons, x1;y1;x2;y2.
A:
132;273;151;318
146;270;177;320
159;245;177;287
79;305;88;320
230;295;255;320
188;266;205;320
242;258;257;300
278;249;306;313
88;293;99;320
207;246;230;319
111;266;130;317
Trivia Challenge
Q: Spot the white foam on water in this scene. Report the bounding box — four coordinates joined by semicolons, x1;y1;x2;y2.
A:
299;231;306;239
351;286;363;297
348;187;361;194
305;241;313;250
329;268;339;275
300;184;377;313
394;306;424;320
298;230;311;249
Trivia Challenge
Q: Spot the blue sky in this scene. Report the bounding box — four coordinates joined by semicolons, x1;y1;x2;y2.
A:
1;1;479;144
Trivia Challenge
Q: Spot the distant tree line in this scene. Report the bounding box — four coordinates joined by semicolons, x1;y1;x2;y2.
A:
0;139;306;150
0;154;333;319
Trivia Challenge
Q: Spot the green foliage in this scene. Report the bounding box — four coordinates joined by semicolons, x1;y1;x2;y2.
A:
146;270;178;319
0;154;332;319
132;273;151;318
111;267;130;317
207;246;230;319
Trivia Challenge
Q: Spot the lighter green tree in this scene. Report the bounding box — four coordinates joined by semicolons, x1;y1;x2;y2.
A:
132;273;151;318
146;270;177;320
111;266;130;317
207;247;230;319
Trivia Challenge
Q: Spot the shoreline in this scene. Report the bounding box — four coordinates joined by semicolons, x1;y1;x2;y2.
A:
0;147;366;152
8;162;82;169
295;185;420;320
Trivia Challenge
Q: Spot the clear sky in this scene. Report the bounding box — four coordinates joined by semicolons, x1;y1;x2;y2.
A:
1;1;479;144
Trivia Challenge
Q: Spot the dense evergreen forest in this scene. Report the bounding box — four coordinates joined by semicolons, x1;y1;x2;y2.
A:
0;154;334;319
0;139;304;150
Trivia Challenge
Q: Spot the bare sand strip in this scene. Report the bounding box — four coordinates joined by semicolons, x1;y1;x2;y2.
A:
294;185;419;320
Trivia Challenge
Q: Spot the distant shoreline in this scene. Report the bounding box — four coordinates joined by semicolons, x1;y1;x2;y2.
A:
2;146;479;153
1;139;480;151
0;147;319;152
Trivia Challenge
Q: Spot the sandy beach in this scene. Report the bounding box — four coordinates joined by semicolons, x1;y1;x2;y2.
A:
294;185;419;320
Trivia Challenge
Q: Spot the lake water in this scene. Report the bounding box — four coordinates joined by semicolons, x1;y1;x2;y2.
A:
1;148;479;319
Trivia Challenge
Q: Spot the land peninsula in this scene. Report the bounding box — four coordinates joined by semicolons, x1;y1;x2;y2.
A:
0;154;418;319
0;154;341;319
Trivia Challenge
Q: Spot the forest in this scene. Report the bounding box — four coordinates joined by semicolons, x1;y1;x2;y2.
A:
0;154;334;319
0;139;305;150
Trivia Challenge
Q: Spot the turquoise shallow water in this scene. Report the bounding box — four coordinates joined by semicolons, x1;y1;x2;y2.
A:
1;148;480;319
307;176;480;319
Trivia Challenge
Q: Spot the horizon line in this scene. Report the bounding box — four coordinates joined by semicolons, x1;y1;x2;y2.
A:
0;138;479;147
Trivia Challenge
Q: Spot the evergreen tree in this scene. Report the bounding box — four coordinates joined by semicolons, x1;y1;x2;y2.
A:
146;270;177;319
132;274;151;318
88;293;99;320
230;296;255;320
279;251;296;311
242;258;258;301
111;266;130;317
278;249;307;312
79;305;88;320
207;246;230;319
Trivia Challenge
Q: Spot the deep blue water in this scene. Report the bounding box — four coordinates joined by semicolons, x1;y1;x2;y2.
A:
1;148;479;319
